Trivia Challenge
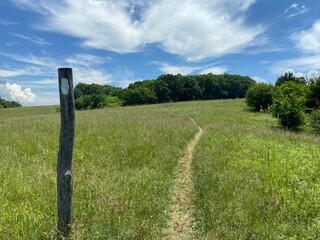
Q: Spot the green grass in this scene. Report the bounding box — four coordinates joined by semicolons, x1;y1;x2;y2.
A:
0;104;196;239
190;100;320;239
1;99;320;239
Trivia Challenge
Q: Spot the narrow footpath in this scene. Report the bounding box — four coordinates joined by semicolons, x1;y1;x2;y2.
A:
167;117;204;240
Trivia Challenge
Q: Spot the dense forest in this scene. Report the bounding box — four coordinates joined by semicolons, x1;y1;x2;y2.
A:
0;97;21;109
74;73;255;110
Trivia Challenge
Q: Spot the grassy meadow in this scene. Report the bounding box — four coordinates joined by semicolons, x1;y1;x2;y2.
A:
1;99;320;239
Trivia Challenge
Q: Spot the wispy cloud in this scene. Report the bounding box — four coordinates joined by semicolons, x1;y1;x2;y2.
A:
200;66;227;75
271;20;320;76
9;32;53;45
284;3;309;19
10;0;264;61
65;53;112;67
155;62;227;75
271;55;320;75
0;18;18;26
291;20;320;55
0;51;114;85
0;52;57;67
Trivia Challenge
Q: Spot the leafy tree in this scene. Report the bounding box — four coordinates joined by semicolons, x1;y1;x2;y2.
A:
0;97;22;108
154;79;171;103
271;82;309;129
275;72;306;86
90;94;108;109
181;76;202;101
105;96;123;107
73;73;255;109
156;74;184;102
245;83;274;111
124;87;157;105
306;77;320;109
75;95;93;110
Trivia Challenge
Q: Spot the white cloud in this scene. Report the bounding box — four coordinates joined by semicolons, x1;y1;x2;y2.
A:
271;20;320;77
292;20;320;54
271;55;320;75
73;67;112;85
252;76;268;83
158;63;199;75
10;0;263;61
143;0;263;61
0;81;36;104
0;52;113;85
200;66;227;74
64;53;113;84
284;3;309;19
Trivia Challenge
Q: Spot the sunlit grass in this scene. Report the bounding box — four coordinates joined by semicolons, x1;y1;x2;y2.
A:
0;104;196;239
1;100;320;239
191;100;320;239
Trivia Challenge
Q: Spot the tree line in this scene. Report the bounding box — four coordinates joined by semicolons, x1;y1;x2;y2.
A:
74;73;255;110
0;97;21;109
245;72;320;132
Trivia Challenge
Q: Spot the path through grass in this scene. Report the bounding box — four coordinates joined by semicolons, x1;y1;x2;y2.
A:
167;117;203;240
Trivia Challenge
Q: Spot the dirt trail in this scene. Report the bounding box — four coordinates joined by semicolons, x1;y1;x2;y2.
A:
167;117;204;240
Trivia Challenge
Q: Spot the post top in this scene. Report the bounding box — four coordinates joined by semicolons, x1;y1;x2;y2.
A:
58;68;73;71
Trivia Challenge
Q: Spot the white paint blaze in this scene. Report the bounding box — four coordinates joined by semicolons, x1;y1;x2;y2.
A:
61;78;69;95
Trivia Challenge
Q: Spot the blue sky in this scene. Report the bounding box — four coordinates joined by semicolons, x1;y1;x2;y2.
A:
0;0;319;105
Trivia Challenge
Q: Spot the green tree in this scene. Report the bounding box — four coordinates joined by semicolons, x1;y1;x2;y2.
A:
275;72;306;86
306;77;320;109
181;76;202;101
271;82;309;129
124;87;157;105
75;95;93;110
245;83;274;111
0;97;22;108
154;79;171;103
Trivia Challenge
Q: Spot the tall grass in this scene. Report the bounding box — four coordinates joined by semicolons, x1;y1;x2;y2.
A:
1;100;320;239
0;104;196;239
191;100;320;239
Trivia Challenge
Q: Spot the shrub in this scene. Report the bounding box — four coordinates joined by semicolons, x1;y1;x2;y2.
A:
306;77;320;110
310;110;320;134
245;83;274;111
270;82;309;129
105;96;123;107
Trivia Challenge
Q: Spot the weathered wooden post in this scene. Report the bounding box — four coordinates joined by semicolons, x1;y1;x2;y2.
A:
57;68;75;237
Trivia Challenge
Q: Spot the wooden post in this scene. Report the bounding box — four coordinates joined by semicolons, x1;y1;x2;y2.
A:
57;68;75;236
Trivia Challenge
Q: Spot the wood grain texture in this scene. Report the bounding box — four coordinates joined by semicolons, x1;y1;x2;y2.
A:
57;68;75;236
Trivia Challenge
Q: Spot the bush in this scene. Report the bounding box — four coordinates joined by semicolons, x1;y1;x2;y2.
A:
0;97;22;108
306;77;320;110
310;110;320;134
245;83;274;111
105;96;123;107
270;82;309;129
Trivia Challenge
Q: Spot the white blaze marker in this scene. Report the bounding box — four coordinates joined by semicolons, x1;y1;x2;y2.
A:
61;78;69;95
